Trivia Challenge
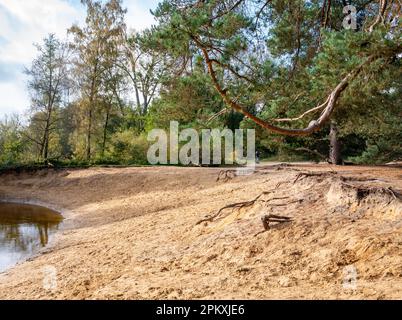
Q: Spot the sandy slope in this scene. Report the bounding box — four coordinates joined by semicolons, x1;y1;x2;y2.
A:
0;163;401;300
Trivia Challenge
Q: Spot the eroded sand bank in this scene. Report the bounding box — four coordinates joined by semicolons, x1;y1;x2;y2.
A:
0;164;401;299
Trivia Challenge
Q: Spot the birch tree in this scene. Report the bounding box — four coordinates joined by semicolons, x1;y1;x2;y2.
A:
24;34;70;161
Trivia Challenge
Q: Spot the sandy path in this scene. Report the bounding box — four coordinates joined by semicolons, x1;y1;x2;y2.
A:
0;164;401;299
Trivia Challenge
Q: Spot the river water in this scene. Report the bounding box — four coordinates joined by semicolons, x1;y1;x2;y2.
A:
0;202;63;272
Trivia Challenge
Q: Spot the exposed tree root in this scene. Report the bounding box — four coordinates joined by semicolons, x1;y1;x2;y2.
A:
386;187;400;201
261;214;293;230
268;199;303;206
293;171;337;183
254;214;293;237
340;182;400;205
216;170;237;182
204;170;401;235
340;176;385;183
196;190;276;225
293;171;401;205
196;185;302;226
269;163;297;171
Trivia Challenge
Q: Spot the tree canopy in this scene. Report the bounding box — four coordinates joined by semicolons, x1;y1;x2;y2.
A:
0;0;400;168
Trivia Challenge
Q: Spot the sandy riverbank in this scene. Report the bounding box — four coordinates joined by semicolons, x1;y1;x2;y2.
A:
0;163;401;299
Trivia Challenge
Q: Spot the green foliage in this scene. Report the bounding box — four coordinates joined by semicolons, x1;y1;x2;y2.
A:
349;135;402;164
0;116;26;167
1;0;401;168
108;130;150;165
148;70;225;130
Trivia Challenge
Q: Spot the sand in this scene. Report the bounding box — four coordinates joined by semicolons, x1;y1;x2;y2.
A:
0;163;401;299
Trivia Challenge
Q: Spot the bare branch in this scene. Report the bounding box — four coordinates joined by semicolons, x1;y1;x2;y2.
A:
211;0;245;20
255;0;272;25
368;0;389;32
209;58;254;83
274;96;330;123
207;108;229;123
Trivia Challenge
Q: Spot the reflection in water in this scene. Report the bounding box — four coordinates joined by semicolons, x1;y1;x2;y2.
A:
0;203;63;272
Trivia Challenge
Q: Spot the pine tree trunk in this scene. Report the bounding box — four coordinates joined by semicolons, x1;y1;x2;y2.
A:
329;121;342;165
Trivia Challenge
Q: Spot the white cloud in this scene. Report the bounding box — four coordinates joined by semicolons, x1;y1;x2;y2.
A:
125;0;158;32
0;0;158;119
0;82;29;116
0;0;84;65
0;0;85;119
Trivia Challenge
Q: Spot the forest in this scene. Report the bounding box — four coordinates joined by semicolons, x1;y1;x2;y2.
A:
0;0;402;302
0;0;401;169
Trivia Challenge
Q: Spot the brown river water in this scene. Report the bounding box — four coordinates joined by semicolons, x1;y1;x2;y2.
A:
0;202;63;272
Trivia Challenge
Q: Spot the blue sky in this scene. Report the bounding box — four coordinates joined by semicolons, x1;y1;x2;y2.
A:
0;0;159;119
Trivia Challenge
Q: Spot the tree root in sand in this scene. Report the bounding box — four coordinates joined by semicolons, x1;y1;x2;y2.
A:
341;183;400;205
196;187;302;226
202;170;400;235
261;214;293;230
216;170;237;182
254;214;293;237
293;171;338;183
270;163;295;170
196;190;276;225
293;171;400;201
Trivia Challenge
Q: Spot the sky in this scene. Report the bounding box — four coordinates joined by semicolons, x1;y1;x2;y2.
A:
0;0;159;119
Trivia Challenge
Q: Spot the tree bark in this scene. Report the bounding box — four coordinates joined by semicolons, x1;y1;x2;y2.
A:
87;59;99;161
102;105;111;156
87;105;93;161
329;121;342;165
43;112;51;161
